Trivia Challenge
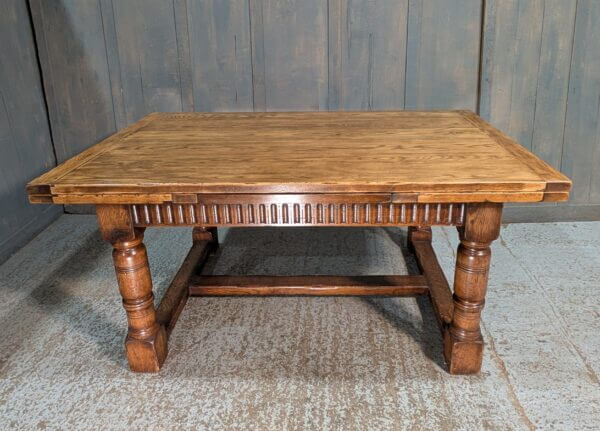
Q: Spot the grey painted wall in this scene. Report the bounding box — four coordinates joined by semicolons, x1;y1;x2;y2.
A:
481;0;600;217
0;0;61;264
2;0;598;253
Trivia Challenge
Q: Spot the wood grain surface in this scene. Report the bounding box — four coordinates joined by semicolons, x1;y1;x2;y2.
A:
188;275;429;296
28;111;570;204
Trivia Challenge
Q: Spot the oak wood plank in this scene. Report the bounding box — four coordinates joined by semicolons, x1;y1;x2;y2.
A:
189;275;429;296
27;111;571;203
156;240;211;336
541;192;571;202
52;193;172;204
48;181;547;195
411;239;454;326
416;192;545;203
459;111;572;193
26;113;160;199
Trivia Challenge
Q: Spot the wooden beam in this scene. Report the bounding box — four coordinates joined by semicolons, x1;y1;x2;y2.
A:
189;275;428;296
156;240;211;336
411;239;454;326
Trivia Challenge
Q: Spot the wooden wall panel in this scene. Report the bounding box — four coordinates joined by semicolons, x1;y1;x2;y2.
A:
172;0;194;112
562;0;600;204
405;0;481;110
480;0;576;165
184;0;253;111
259;0;329;110
530;1;577;170
110;0;183;124
479;0;544;151
330;0;409;110
30;0;116;162
0;0;60;263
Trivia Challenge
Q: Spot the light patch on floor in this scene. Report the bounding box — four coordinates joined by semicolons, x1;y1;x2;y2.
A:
0;215;598;430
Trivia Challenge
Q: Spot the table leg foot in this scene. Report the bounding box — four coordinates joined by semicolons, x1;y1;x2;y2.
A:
125;326;168;373
443;328;484;375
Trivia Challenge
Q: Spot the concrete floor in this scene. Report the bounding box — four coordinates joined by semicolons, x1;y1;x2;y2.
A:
0;215;598;430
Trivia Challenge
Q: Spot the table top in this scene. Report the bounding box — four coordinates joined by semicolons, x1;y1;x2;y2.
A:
28;111;571;204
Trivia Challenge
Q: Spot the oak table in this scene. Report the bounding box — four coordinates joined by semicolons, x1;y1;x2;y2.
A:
27;111;571;374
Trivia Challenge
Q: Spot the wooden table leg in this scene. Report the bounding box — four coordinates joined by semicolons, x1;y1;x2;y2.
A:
444;203;502;374
97;205;167;372
407;226;432;251
193;227;218;253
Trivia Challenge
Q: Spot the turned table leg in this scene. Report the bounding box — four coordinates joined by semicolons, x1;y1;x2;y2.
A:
444;203;502;374
97;205;167;372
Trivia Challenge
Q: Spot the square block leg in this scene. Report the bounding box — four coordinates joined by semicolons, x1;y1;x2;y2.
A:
443;330;484;375
125;326;168;372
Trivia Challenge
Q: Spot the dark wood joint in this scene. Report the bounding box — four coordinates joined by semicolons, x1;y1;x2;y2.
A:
192;227;219;253
407;226;432;244
96;204;137;244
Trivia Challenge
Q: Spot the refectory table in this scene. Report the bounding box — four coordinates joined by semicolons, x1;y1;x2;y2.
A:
27;111;571;374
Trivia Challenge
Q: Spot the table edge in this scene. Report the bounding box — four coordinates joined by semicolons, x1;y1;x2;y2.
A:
26;111;572;205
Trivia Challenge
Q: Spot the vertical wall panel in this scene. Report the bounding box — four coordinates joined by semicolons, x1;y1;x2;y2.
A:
260;0;328;110
405;0;481;110
249;0;267;110
563;0;600;204
185;0;253;111
110;0;183;124
30;0;116;162
327;0;343;110
173;0;194;112
531;0;577;170
0;0;60;263
479;0;544;151
99;0;127;128
336;0;409;110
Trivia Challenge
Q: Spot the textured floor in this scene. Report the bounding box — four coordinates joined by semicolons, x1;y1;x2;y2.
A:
0;215;598;430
